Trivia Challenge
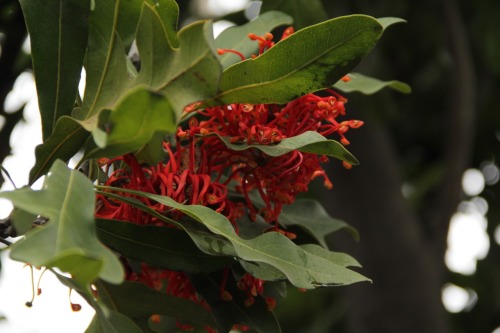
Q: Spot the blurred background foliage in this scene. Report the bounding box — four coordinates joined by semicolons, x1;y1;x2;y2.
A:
1;0;499;332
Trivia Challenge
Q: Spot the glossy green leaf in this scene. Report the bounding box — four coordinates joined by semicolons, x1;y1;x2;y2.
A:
95;218;232;273
81;0;131;120
260;0;327;30
1;160;124;285
280;199;359;248
19;0;89;140
207;131;359;164
86;88;176;159
206;15;383;106
96;280;216;328
191;272;281;333
98;187;369;289
334;72;411;95
215;11;293;69
29;116;89;184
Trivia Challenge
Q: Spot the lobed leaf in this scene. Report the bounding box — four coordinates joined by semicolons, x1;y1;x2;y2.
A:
19;0;89;140
145;0;180;49
1;161;124;285
334;72;411;95
81;0;131;120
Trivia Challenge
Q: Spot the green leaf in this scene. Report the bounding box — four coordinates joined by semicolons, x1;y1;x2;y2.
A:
145;0;180;49
206;15;383;106
81;0;131;120
95;190;237;258
96;280;216;328
280;199;359;248
134;131;169;165
98;187;370;289
377;17;407;30
85;310;143;333
191;272;281;333
239;260;286;282
86;88;176;159
29;116;89;184
260;0;327;30
19;0;90;140
207;131;359;164
10;208;37;236
215;11;293;69
95;218;232;273
132;4;222;118
1;160;124;285
52;272;143;333
115;0;143;51
334;72;411;95
299;244;362;268
134;3;174;89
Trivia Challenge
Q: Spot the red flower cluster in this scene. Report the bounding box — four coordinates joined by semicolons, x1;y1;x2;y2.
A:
95;29;363;331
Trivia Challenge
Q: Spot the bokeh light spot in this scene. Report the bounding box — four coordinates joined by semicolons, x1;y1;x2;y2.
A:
442;284;471;313
462;168;485;196
445;212;489;275
481;161;500;185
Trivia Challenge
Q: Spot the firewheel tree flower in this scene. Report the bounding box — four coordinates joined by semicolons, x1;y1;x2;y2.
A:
0;2;405;332
94;30;363;332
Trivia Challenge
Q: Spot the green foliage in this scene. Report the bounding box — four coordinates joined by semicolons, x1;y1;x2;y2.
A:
281;199;360;247
97;187;370;289
87;88;176;159
95;218;232;273
0;0;408;331
96;280;216;329
18;0;90;140
207;15;385;106
0;161;123;285
191;272;281;333
215;11;293;69
208;131;359;164
334;72;411;95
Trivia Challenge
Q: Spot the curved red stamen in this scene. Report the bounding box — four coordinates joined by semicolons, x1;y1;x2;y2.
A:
217;48;246;61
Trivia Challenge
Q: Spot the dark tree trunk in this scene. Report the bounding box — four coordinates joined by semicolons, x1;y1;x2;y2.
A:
321;123;451;333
